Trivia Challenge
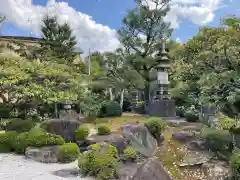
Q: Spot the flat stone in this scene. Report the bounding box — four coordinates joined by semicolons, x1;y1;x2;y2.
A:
187;140;205;151
202;161;230;180
172;131;194;142
179;153;211;167
25;146;59;163
52;168;79;178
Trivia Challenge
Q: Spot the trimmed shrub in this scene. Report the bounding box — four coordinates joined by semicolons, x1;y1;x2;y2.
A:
89;143;118;157
75;125;89;141
144;117;167;138
97;125;111;135
57;143;80;163
3;118;36;132
122;147;137;160
184;111;199;122
0;131;18;153
99;101;122;117
14;131;65;154
0;104;12;118
202;128;232;153
230;149;240;179
40;119;81;142
78;151;118;180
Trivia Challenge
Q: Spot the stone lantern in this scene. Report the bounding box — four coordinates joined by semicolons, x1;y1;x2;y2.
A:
155;41;170;99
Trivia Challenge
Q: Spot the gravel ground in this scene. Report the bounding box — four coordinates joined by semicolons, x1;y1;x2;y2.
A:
0;153;92;180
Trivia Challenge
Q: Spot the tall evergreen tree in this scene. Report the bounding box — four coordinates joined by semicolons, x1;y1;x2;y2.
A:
40;15;77;64
118;0;172;102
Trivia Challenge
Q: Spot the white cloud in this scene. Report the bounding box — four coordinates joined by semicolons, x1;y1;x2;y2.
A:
0;0;230;54
176;37;181;43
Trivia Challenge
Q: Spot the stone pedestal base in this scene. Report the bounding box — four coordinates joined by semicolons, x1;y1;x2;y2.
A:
146;99;176;117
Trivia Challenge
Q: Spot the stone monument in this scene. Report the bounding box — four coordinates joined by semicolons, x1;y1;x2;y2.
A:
147;41;176;117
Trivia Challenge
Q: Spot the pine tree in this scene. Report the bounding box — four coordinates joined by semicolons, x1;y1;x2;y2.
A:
118;0;172;102
40;15;77;64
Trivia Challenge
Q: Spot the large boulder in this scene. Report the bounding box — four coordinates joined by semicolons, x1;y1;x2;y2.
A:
117;157;171;180
41;119;81;142
25;146;60;163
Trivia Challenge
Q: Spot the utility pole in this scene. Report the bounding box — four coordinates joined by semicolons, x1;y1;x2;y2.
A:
88;48;91;76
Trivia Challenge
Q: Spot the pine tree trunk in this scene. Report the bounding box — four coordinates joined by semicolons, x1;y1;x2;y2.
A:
109;88;113;101
120;89;125;110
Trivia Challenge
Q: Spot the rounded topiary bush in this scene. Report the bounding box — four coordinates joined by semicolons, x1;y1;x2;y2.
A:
202;128;232;153
57;143;80;163
14;131;65;154
75;125;89;141
99;101;122;117
144;117;167;138
230;149;240;179
0;131;18;153
78;151;118;180
3;118;36;132
122;147;137;161
97;125;111;135
89;143;118;157
184;112;199;122
40;119;81;142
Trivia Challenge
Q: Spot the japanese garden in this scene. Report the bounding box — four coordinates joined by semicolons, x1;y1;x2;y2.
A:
0;0;239;180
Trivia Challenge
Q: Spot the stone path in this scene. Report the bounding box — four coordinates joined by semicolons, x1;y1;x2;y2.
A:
0;153;92;180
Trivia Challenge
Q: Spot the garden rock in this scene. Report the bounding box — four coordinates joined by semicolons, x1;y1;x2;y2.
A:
117;157;171;180
132;157;171;180
179;152;211;167
202;161;229;180
187;140;205;151
25;146;59;163
172;131;194;142
156;135;165;146
41;119;81;142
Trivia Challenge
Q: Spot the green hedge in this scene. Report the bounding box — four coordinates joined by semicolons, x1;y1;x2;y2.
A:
0;131;18;153
75;125;89;141
78;143;118;180
57;143;80;163
99;101;122;117
14;131;65;154
90;143;117;157
2;118;36;132
97;125;111;135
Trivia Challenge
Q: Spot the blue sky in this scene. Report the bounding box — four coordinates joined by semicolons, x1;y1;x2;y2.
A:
0;0;239;52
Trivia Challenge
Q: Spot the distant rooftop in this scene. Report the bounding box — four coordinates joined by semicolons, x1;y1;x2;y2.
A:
0;35;83;53
0;35;42;41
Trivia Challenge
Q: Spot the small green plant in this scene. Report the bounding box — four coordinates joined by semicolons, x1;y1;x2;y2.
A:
230;149;240;179
144;117;167;138
123;147;137;161
0;131;18;153
14;131;65;154
57;143;80;163
78;151;118;180
97;125;111;135
218;114;236;130
75;125;89;141
90;143;118;157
